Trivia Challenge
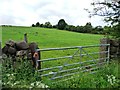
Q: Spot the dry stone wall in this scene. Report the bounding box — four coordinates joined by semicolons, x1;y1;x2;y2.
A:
100;38;120;60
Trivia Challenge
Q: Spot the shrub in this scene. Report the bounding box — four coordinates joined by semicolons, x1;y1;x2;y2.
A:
2;58;48;88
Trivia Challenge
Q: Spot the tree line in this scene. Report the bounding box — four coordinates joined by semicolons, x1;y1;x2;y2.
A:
32;19;113;35
32;0;120;39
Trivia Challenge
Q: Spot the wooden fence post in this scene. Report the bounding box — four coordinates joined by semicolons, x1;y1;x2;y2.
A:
24;33;28;43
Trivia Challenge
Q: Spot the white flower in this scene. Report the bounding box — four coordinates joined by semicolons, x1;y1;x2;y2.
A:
36;81;40;86
6;74;10;77
37;83;49;88
7;81;10;84
40;83;46;88
112;76;115;80
3;83;6;85
109;79;113;85
49;71;54;74
11;84;14;87
107;75;117;86
11;74;14;76
45;85;49;88
108;76;111;79
14;83;16;85
31;82;35;86
15;81;20;84
29;86;32;89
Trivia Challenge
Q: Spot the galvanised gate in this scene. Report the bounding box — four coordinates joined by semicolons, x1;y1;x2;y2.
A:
36;44;110;82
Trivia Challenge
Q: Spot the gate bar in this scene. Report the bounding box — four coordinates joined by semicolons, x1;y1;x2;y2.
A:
37;51;108;62
51;67;99;80
37;44;110;51
38;58;108;72
40;61;106;77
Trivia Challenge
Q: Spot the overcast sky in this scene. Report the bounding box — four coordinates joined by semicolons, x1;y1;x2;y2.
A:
0;0;109;27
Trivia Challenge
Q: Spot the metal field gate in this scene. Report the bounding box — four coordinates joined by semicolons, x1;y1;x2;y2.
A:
36;44;110;82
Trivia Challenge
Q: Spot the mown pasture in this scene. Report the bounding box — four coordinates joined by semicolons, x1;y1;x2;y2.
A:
2;26;104;66
2;26;104;78
2;26;104;65
2;26;104;48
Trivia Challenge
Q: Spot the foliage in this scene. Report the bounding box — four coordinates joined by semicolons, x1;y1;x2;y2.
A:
44;22;52;28
88;0;120;39
31;20;113;35
1;51;120;88
111;24;120;39
32;24;35;27
31;1;119;36
92;26;104;34
84;22;93;33
2;26;119;88
35;22;40;27
46;60;120;88
31;19;116;35
90;0;120;24
57;19;67;30
2;58;48;88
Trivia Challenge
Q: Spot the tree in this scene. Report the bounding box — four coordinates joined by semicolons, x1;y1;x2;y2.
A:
65;25;76;31
84;22;93;33
93;26;103;34
57;19;67;30
87;0;120;38
111;24;120;39
103;26;112;34
53;25;57;28
40;24;43;27
44;22;52;28
36;22;40;27
32;24;35;27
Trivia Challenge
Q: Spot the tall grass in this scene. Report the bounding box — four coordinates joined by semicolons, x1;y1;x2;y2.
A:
2;57;119;88
46;60;120;88
2;58;48;88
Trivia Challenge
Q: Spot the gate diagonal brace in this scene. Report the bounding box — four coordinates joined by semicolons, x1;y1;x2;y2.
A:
50;49;80;80
81;48;97;63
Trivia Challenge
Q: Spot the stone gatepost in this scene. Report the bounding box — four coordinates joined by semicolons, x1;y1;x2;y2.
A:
99;38;110;62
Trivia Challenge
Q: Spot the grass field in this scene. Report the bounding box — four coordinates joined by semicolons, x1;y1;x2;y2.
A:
2;26;105;76
2;26;119;88
2;26;104;62
2;26;104;73
2;26;104;48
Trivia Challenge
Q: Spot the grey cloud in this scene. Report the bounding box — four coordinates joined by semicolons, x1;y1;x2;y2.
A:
0;14;26;26
0;15;16;25
0;0;106;26
25;1;52;12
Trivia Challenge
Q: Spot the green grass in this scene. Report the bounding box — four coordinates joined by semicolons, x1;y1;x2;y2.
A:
2;26;104;65
2;26;103;60
2;26;104;48
2;58;120;88
2;26;118;88
46;60;120;88
2;26;104;78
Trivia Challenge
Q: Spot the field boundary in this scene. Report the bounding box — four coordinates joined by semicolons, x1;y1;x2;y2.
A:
37;44;110;82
